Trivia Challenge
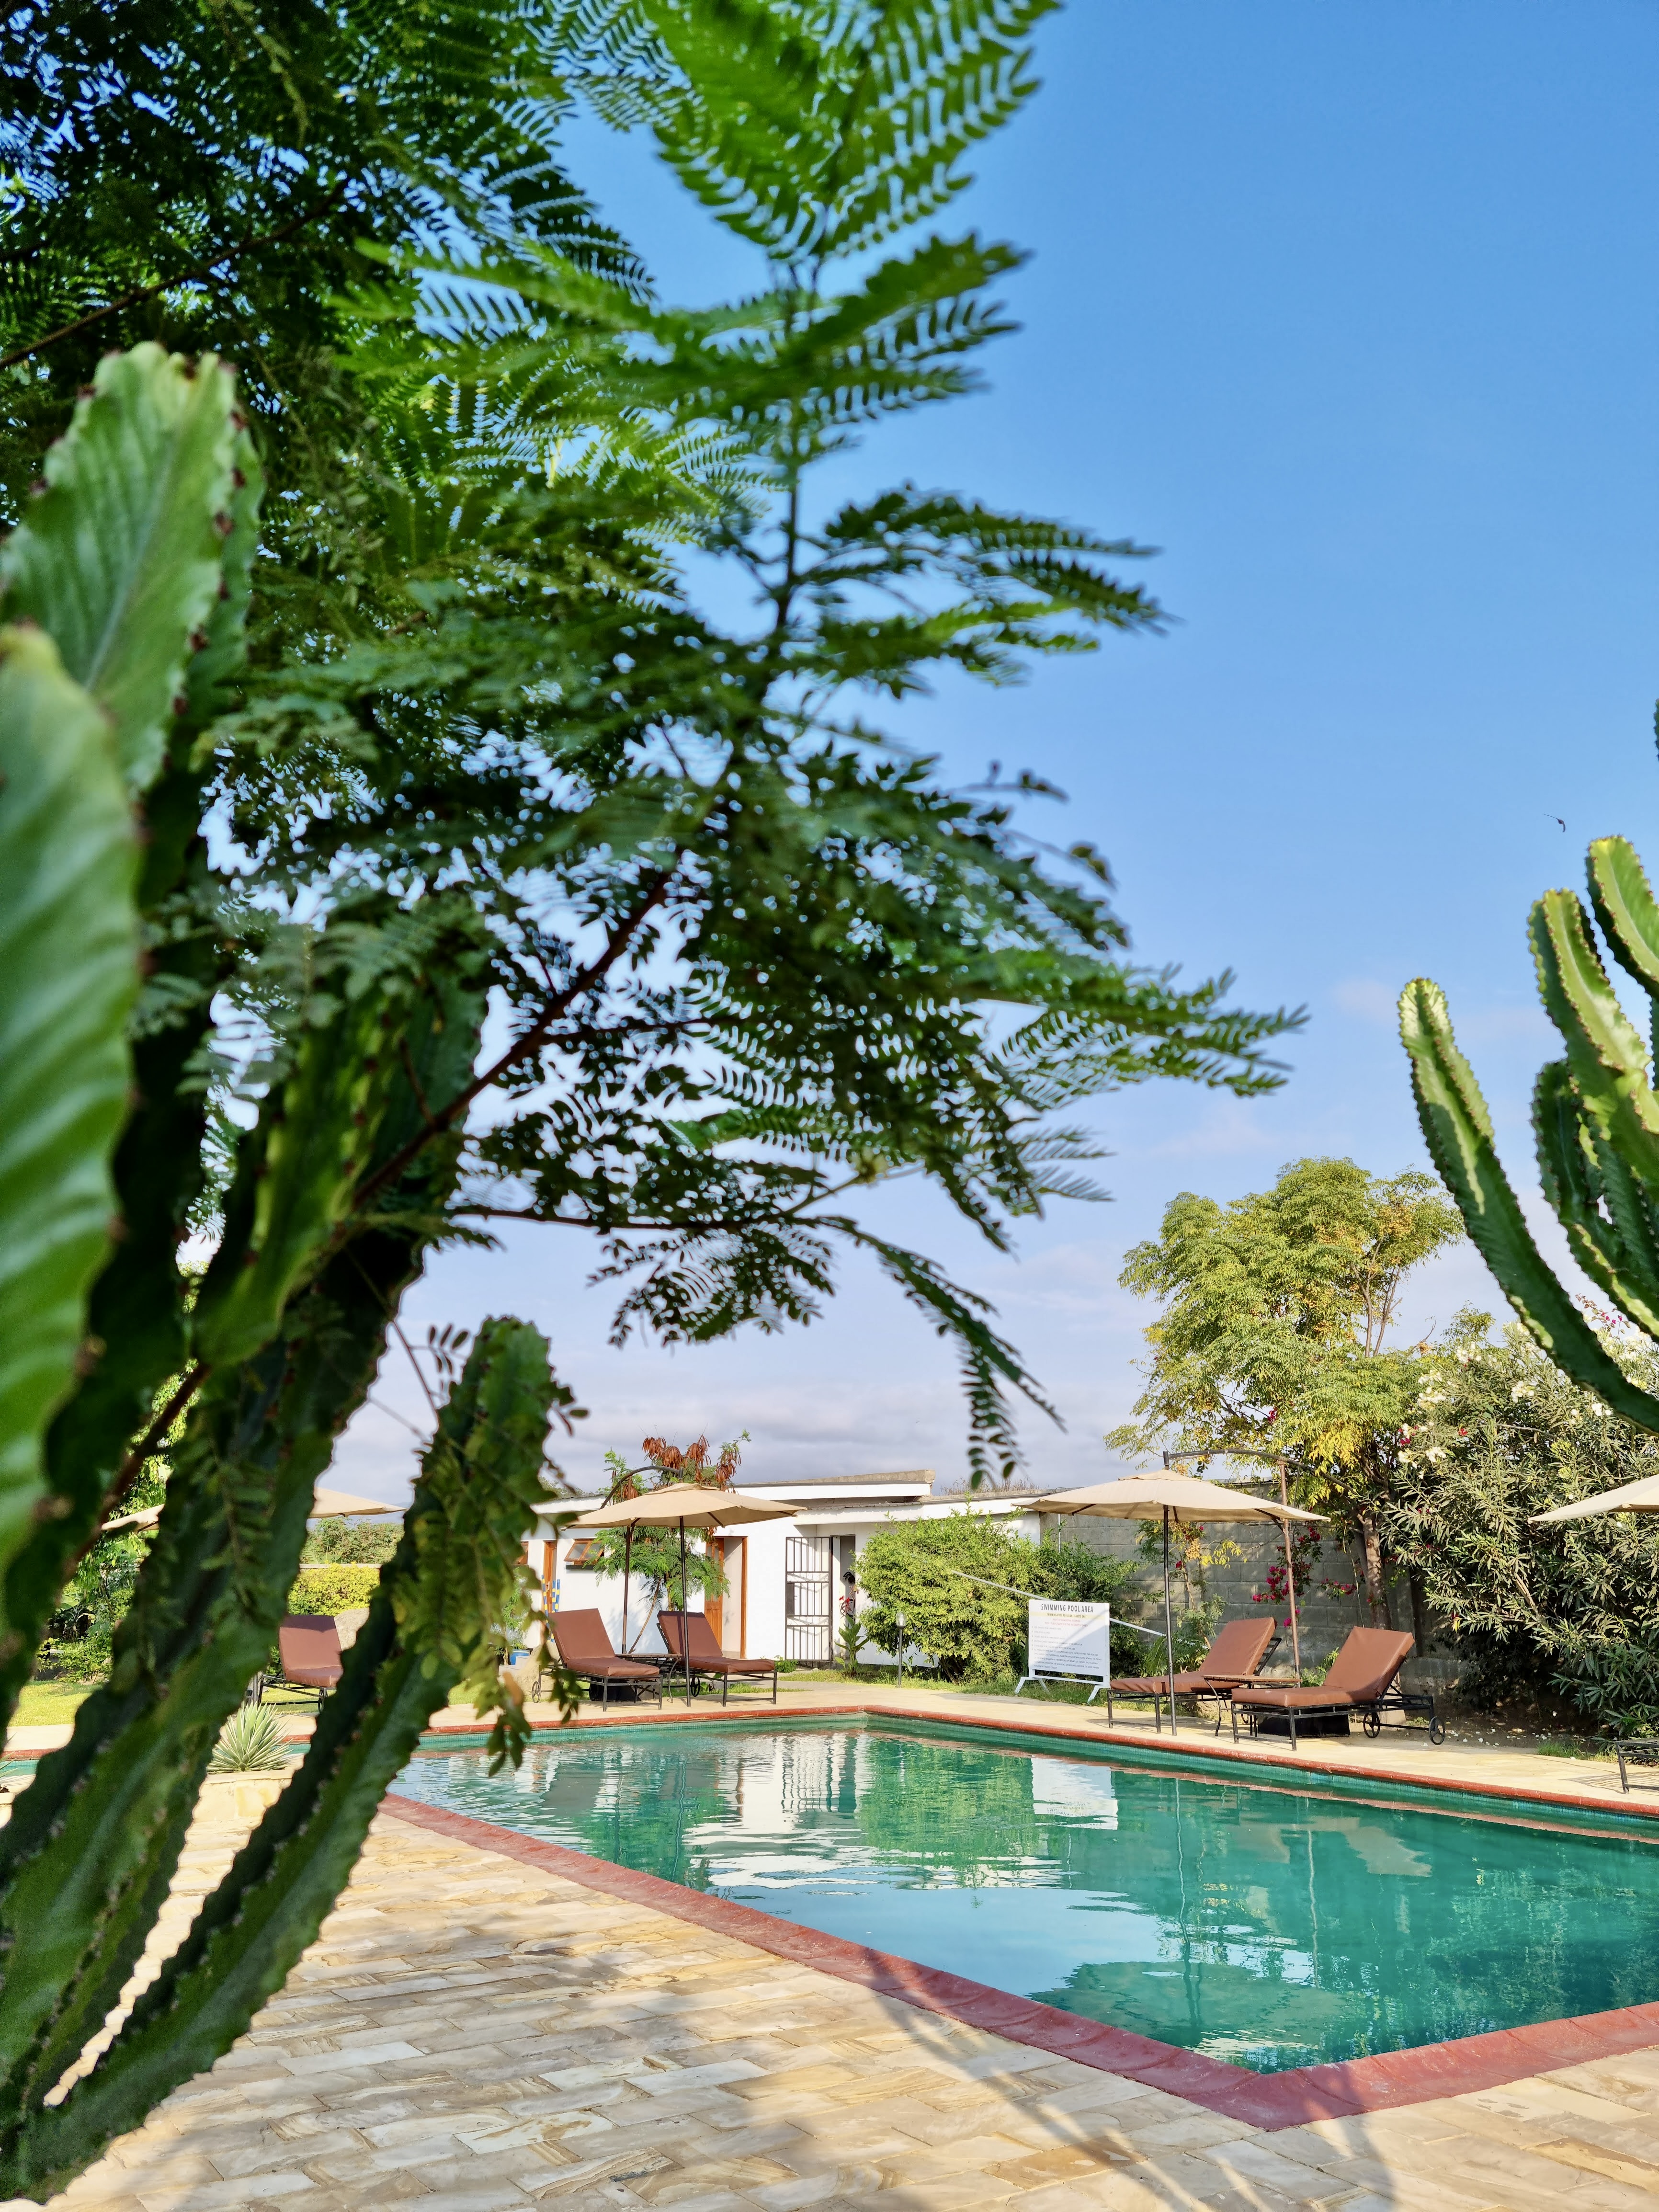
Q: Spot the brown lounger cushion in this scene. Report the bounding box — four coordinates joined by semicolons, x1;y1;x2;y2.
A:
552;1608;661;1678
1113;1615;1277;1699
1232;1626;1413;1712
278;1615;343;1689
659;1611;778;1673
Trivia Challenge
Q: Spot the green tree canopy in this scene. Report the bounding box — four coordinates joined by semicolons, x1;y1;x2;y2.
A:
1386;1314;1659;1733
0;3;1302;2184
3;0;1298;1487
1110;1157;1462;1624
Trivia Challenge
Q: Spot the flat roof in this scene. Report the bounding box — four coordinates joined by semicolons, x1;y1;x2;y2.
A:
795;1498;1040;1527
733;1470;935;1493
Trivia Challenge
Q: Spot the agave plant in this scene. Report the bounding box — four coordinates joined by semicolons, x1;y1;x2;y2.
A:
0;344;574;2200
206;1705;289;1774
1401;835;1659;1429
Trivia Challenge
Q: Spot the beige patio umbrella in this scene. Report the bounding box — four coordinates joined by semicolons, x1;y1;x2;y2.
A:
568;1483;796;1681
1533;1471;1659;1526
1034;1473;1328;1736
103;1482;399;1536
312;1487;400;1519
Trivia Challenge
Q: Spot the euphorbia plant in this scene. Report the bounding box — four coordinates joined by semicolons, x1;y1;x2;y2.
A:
0;345;574;2199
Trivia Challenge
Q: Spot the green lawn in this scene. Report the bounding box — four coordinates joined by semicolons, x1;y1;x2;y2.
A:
12;1681;95;1727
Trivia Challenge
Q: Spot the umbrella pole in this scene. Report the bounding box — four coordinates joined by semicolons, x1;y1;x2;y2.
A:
1163;1505;1178;1738
1279;1459;1302;1680
622;1525;633;1656
678;1516;690;1703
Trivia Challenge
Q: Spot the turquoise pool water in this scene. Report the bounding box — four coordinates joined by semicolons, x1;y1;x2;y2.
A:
391;1720;1659;2072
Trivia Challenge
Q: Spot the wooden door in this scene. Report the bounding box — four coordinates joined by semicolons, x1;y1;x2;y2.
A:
704;1535;724;1646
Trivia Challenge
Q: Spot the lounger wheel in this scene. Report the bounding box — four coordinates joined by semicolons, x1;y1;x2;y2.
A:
1428;1717;1446;1745
1362;1710;1381;1738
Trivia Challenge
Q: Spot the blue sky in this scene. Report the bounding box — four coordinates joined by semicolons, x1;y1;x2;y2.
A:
335;0;1659;1501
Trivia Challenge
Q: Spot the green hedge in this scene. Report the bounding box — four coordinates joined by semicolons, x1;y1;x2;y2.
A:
284;1565;380;1616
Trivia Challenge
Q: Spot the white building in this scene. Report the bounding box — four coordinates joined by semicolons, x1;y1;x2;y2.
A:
527;1471;1042;1664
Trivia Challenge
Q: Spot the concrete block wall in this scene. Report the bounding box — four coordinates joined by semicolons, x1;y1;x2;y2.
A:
1042;1512;1455;1689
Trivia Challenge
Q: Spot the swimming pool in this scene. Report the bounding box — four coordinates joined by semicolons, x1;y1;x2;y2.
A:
390;1718;1659;2073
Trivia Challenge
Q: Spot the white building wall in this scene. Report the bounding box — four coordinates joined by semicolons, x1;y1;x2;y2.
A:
737;1519;792;1658
531;1499;1043;1663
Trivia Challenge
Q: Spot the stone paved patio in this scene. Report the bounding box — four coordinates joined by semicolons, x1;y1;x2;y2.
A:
21;1687;1659;2212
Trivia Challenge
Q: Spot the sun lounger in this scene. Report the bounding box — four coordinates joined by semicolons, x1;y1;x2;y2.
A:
658;1610;780;1704
1230;1626;1443;1747
1107;1615;1279;1733
551;1608;664;1709
260;1615;344;1710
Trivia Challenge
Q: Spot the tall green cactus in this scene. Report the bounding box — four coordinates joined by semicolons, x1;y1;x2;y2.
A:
0;347;576;2200
1401;835;1659;1427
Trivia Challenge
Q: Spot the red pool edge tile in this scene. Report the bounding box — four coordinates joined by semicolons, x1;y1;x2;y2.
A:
379;1791;1659;2129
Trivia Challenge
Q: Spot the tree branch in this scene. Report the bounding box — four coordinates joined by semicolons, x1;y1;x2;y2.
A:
349;868;680;1218
70;1361;210;1567
0;189;349;372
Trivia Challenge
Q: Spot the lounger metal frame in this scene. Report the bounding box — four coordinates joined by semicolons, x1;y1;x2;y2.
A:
1106;1682;1238;1735
580;1666;664;1710
1615;1737;1659;1793
1106;1632;1281;1736
675;1659;779;1706
1231;1685;1444;1748
657;1612;780;1705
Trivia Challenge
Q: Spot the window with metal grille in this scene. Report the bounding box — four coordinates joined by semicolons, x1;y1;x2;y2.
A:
784;1533;831;1662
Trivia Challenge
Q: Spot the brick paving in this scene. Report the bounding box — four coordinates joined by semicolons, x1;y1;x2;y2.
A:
23;1690;1659;2212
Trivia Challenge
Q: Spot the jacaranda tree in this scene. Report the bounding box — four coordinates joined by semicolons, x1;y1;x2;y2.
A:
0;0;1293;2192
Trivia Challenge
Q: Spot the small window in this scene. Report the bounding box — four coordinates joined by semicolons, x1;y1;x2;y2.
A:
564;1536;604;1569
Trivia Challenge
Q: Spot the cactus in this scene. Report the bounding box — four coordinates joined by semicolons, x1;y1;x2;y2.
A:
0;344;575;2199
1401;835;1659;1428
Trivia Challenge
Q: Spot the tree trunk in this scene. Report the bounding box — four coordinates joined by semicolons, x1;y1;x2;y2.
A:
1358;1513;1392;1628
1408;1568;1430;1657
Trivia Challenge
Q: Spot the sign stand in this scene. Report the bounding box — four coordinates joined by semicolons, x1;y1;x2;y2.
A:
1014;1599;1113;1700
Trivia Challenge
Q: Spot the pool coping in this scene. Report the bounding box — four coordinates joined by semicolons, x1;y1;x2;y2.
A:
381;1792;1659;2128
391;1702;1659;2128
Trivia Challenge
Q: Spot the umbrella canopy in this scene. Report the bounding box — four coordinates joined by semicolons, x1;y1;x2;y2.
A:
568;1485;797;1678
1036;1474;1326;1737
568;1483;796;1531
102;1481;400;1538
312;1486;399;1519
1533;1471;1659;1525
1035;1472;1326;1526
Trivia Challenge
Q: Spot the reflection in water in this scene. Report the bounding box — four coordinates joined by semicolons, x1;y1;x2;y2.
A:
392;1723;1659;2072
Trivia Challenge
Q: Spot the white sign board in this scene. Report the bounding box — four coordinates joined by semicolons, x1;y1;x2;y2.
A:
1017;1599;1112;1700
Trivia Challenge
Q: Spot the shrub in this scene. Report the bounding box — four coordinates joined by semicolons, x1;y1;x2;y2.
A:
1031;1534;1154;1676
285;1566;380;1616
1386;1318;1659;1733
856;1515;1148;1684
300;1520;399;1567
